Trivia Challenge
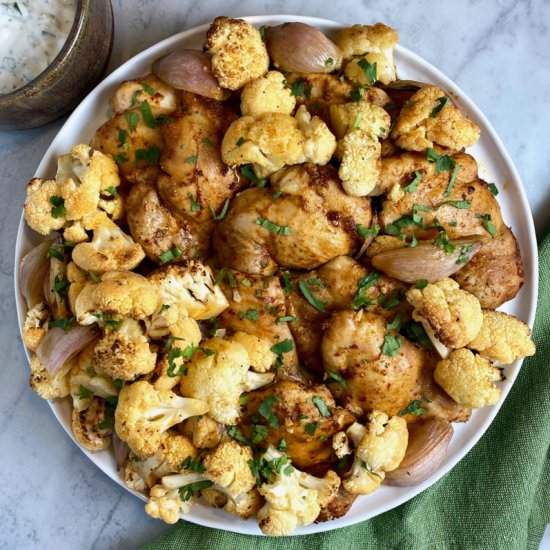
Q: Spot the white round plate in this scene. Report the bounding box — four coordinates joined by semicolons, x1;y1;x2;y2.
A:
14;15;538;536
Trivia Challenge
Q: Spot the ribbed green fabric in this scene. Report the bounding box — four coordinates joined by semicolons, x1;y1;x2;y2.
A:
143;236;550;550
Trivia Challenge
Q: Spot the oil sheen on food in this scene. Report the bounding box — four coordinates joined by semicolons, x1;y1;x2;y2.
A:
0;1;76;94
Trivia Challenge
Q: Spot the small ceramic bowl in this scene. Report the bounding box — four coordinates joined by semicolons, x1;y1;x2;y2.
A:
0;0;113;130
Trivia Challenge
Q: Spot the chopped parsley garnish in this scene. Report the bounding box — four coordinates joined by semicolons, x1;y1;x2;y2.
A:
405;99;415;108
88;271;101;283
432;221;455;254
117;129;127;148
251;424;269;444
160;304;170;313
50;196;66;218
325;57;334;67
92;312;120;330
414;279;428;289
290;78;312;99
236;136;245;146
241;164;267;187
255;217;291;236
202;137;214;147
387;313;403;332
238;308;260;321
426;148;456;174
47;241;75;261
378;289;404;309
385;214;422;238
141;82;156;95
277;315;296;324
382;333;402;356
185;155;198;164
430;96;448;117
312;396;330;417
53;273;69;299
357;58;377;85
180;456;206;473
158;246;182;264
272;191;283;200
278;438;288;452
167;345;214;377
258;395;280;429
281;273;293;294
357;223;380;240
304;422;319;435
488;183;499;196
350;85;366;102
240;278;252;288
86;367;97;377
156;114;177;125
404;171;422;193
325;370;348;389
271;339;294;367
105;186;118;197
214;267;237;288
456;244;474;265
140;100;157;128
227;425;250;445
114;153;128;164
401;321;433;349
49;316;74;331
124;111;139;133
135;146;161;164
399;399;426;416
259;25;266;40
209;198;230;221
353;111;363;129
298;279;325;311
179;480;214;501
188;193;201;212
477;213;497;237
443;163;461;197
351;272;381;310
442;199;470;209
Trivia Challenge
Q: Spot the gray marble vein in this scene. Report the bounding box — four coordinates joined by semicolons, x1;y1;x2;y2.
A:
1;0;549;548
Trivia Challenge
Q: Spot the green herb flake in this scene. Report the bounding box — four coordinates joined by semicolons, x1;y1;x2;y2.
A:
456;244;474;265
50;196;66;218
158;246;182;264
278;438;288;452
353;111;363;130
180;455;206;473
156;114;177;125
188;193;201;212
443;163;461;197
236;136;245;146
357;223;380;240
298;279;326;311
272;191;283;200
399;399;426;416
426;148;456;174
414;279;428;289
430;96;448;117
271;338;294;359
239;395;250;406
312;396;330;418
46;241;75;261
357;58;377;85
209;198;230;221
350;85;366;102
114;153;128;164
227;425;250;445
488;183;499;196
382;334;402;356
378;289;404;310
241;164;267;187
325;370;348;389
387;314;403;332
277;315;296;324
404;171;423;193
135;146;161;164
88;271;101;283
179;480;214;502
281;273;294;294
49;316;74;331
304;422;319;436
53;273;70;299
105;186;118;197
251;424;269;444
255;217;290;236
124;111;140;133
140;100;157;128
202;137;214;147
258;395;280;429
325;57;334;67
141;82;156;95
259;25;266;40
477;213;497;237
442;199;470;209
117;129;127;148
290;78;312;99
238;308;260;321
351;272;381;310
92;312;120;330
185;155;198;164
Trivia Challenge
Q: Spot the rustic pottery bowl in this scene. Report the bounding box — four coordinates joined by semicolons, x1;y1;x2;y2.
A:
0;0;113;130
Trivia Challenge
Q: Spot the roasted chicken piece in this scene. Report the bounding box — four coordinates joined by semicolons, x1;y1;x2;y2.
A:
239;380;355;473
93;75;178;185
126;181;207;262
285;73;390;124
285;255;407;375
213;164;373;275
453;225;524;308
216;269;300;380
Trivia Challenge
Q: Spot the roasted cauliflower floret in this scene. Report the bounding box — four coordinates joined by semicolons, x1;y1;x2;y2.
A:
115;380;209;457
181;415;223;449
230;332;276;373
329;101;390;140
343;413;408;495
434;348;502;408
144;475;195;524
391;86;480;152
29;354;74;400
179;337;274;424
72;396;113;452
124;431;198;493
74;271;159;326
69;365;118;412
468;310;535;364
336;129;381;196
148;261;229;321
336;23;399;84
221;106;336;178
205;16;269;90
406;278;483;355
240;71;296;116
24;178;66;235
256;446;340;536
22;302;50;352
71;212;145;273
93;319;157;381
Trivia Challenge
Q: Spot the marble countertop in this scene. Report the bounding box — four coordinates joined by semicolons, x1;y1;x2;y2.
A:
1;1;549;548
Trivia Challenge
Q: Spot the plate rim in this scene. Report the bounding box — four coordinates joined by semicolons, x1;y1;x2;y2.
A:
13;14;539;537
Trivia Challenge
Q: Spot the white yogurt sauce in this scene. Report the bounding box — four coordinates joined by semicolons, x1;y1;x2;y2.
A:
0;0;77;94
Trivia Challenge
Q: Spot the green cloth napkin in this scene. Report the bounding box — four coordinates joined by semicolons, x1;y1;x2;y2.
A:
143;236;550;550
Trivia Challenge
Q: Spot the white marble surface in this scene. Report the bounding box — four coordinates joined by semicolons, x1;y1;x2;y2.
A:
1;1;549;549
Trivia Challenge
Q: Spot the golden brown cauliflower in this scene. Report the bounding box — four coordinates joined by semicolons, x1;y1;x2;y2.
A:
468;310;535;364
205;16;269;90
72;396;113;452
230;331;276;373
335;23;399;84
343;413;408;495
391;86;480;152
74;271;159;326
221;105;336;178
434;348;502;408
24;178;67;235
329;101;390;140
93;319;157;381
406;278;483;354
22;302;50;352
240;71;296;116
29;354;74;400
